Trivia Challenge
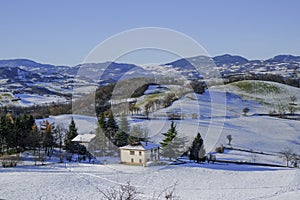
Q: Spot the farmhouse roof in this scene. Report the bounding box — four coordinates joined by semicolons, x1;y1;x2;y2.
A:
120;141;161;151
72;134;96;143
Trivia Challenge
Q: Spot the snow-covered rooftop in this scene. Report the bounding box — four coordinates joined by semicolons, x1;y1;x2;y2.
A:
120;141;161;151
72;133;96;143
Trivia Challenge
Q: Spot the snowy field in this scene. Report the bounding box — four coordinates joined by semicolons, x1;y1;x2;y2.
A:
15;94;68;107
1;81;300;199
1;162;300;200
0;93;68;107
35;114;98;134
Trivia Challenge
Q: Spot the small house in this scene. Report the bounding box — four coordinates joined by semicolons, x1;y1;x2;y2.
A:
72;133;96;149
120;141;161;166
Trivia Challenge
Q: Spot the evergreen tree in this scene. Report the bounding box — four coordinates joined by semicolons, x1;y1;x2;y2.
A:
160;121;177;148
160;121;186;160
88;121;114;157
161;136;185;160
42;120;55;157
198;144;206;162
65;117;78;153
105;112;118;141
127;125;148;145
189;133;204;162
0;116;7;154
5;114;16;151
98;112;107;131
27;123;41;153
23;115;36;149
54;124;66;152
114;130;129;147
119;114;130;134
14;117;23;150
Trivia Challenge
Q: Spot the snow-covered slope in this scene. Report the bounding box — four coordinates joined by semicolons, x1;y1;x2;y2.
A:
35;114;98;134
129;87;300;163
2;81;300;200
1;161;299;200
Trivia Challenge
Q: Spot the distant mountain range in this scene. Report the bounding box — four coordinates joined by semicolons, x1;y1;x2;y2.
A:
0;54;299;97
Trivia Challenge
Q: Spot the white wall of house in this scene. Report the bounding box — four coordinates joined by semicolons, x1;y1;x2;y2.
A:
120;147;160;166
120;149;146;165
145;148;159;162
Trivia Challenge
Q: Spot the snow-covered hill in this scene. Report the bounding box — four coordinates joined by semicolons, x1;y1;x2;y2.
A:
1;80;300;199
34;81;300;166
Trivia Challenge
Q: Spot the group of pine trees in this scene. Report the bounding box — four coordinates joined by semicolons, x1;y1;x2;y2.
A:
1;111;207;163
160;121;206;162
88;112;149;157
0;114;38;153
89;113;207;162
0;113;83;157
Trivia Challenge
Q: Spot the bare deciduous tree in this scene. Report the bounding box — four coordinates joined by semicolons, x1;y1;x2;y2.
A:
98;182;141;200
242;107;250;116
288;95;297;115
153;182;180;200
226;135;232;145
280;149;295;167
98;182;180;200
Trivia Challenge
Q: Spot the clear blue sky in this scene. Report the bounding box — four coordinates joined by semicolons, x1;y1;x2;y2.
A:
0;0;299;66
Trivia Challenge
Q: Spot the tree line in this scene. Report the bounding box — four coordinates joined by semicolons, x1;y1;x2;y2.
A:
0;114;85;158
223;73;300;88
89;113;206;163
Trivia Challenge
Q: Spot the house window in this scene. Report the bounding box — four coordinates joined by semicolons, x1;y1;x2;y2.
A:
139;159;142;163
130;151;135;155
131;158;134;163
139;151;142;156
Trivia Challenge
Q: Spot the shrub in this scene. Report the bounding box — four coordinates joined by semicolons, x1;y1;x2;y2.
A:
192;113;198;119
1;154;20;168
2;160;18;168
215;145;225;153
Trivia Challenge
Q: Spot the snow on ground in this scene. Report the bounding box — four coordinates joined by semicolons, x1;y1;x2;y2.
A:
1;81;300;199
14;93;68;107
213;80;300;112
0;162;300;200
0;93;68;107
36;114;98;134
129;87;300;165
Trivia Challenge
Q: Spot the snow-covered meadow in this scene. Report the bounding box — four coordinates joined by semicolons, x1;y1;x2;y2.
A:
1;161;300;199
1;81;300;199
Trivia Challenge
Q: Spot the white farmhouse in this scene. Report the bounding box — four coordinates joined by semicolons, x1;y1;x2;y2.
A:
120;141;160;166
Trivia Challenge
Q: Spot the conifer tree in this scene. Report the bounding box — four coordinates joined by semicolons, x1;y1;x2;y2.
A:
119;114;130;134
160;121;177;148
0;116;7;154
189;133;203;162
98;112;107;131
43;120;55;157
127;125;148;145
160;121;186;160
14;117;23;150
88;121;110;156
65;117;78;153
5;114;15;151
105;112;118;141
27;123;40;153
114;130;129;147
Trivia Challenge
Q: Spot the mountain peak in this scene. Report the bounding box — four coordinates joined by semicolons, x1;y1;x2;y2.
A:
212;54;249;64
267;55;300;62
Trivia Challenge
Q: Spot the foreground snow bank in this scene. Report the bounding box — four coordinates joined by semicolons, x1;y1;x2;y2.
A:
0;162;299;200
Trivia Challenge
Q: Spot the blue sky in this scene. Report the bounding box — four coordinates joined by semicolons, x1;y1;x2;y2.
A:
0;0;299;65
